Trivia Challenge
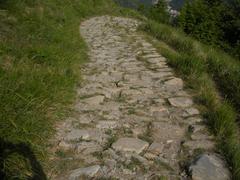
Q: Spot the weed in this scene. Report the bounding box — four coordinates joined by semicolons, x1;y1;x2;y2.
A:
55;150;67;158
103;135;117;151
127;108;136;115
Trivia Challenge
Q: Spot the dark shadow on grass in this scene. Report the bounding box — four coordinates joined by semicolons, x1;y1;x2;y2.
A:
0;138;47;180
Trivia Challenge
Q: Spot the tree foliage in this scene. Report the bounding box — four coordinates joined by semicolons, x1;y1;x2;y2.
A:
148;0;170;24
179;0;240;59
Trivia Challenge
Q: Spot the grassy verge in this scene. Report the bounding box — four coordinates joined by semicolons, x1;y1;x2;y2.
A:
140;20;240;179
0;0;142;179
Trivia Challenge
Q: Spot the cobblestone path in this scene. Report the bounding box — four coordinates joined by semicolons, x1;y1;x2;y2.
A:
49;16;230;180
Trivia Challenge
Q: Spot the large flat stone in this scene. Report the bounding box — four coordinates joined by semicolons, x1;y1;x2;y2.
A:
149;106;169;118
183;140;215;151
168;97;193;108
182;107;200;117
164;78;183;90
76;142;102;154
152;122;185;143
83;95;105;105
96;121;118;129
65;129;90;141
69;165;100;179
147;142;164;155
112;138;149;154
189;154;230;180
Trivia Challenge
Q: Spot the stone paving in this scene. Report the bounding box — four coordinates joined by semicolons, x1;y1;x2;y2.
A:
49;16;230;180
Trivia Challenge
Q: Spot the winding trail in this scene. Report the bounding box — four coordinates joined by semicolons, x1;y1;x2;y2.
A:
49;16;230;180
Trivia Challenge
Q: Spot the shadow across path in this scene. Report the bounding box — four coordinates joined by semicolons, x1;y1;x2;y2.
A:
0;138;47;180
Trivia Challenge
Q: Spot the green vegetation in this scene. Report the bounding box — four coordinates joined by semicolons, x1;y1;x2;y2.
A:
179;0;240;59
146;0;170;24
0;0;140;178
140;20;240;179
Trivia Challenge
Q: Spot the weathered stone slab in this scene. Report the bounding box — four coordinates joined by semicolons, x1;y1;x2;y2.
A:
112;138;149;154
76;142;102;154
82;95;105;105
182;107;200;117
58;141;74;150
78;114;94;124
164;78;183;90
69;165;101;179
142;54;162;59
186;117;203;125
168;97;193;108
65;129;90;141
147;142;164;155
149;106;169;118
189;154;230;180
96;121;118;129
183;140;215;151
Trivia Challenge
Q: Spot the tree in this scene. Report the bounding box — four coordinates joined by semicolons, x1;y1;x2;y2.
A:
179;0;240;58
148;0;170;24
179;0;224;45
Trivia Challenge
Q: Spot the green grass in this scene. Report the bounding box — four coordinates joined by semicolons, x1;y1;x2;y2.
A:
0;0;143;179
140;20;240;179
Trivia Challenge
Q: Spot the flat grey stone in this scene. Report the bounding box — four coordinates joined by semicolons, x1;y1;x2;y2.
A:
142;54;162;59
131;154;149;168
76;142;102;154
151;71;173;79
65;129;90;141
149;106;169;118
83;95;104;105
164;78;183;90
78;114;94;124
189;154;230;180
112;138;149;154
147;57;165;64
104;159;117;170
183;107;200;117
168;97;193;108
58;141;74;150
69;165;101;179
96;121;118;129
191;132;213;141
186;117;203;125
183;140;215;151
147;142;164;155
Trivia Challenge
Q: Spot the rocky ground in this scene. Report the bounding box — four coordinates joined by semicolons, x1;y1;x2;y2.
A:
48;16;230;180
